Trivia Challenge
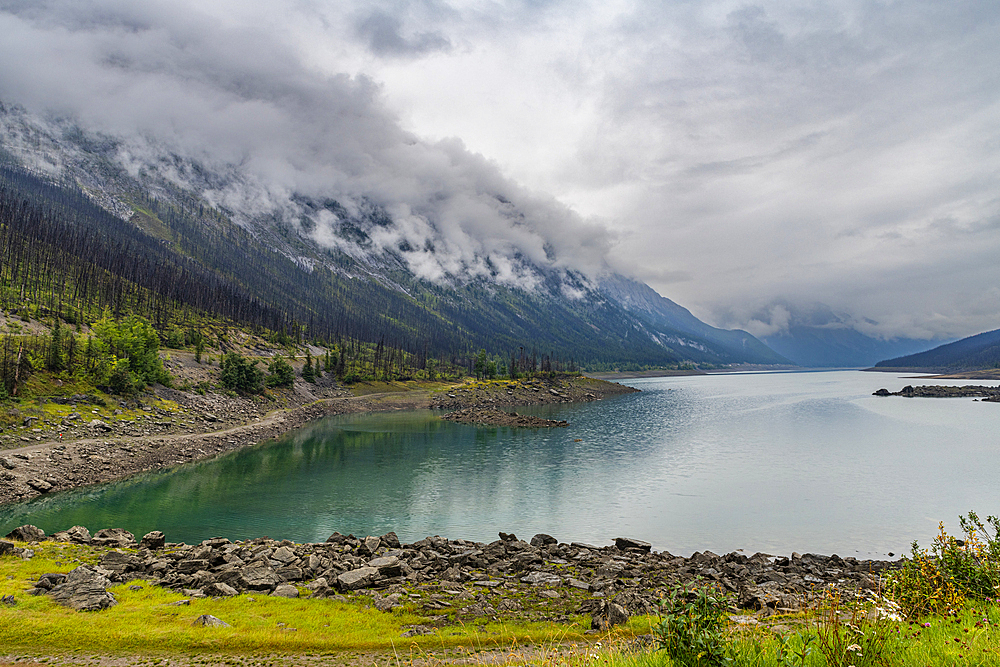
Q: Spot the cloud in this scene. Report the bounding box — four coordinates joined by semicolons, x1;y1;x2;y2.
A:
0;0;614;293
356;10;451;58
1;0;999;339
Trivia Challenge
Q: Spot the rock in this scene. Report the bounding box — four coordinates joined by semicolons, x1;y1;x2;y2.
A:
336;566;379;591
271;546;296;563
873;388;891;396
0;541;14;557
614;537;652;553
140;531;166;550
380;531;401;549
499;532;518;542
0;457;15;469
271;584;300;598
51;525;92;544
375;593;402;612
367;555;402;576
99;550;138;575
48;566;117;611
26;479;53;493
32;573;67;590
91;528;135;547
5;525;45;542
89;419;113;431
241;564;281;591
520;571;562;586
358;535;381;556
590;600;630;631
192;614;230;627
530;533;557;547
204;582;239;597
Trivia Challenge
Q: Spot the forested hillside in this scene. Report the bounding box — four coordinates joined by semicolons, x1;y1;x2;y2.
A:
874;328;1000;370
0;158;784;372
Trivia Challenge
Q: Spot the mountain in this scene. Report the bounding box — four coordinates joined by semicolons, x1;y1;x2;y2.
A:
747;302;939;368
0;102;786;369
874;328;1000;371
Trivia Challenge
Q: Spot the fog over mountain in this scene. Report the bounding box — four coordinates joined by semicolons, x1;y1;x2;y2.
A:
1;0;998;344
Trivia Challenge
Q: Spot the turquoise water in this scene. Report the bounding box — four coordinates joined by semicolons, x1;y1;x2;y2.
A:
2;371;998;557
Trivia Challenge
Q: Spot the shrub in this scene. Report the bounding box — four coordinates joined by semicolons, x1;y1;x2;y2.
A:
654;580;732;667
885;512;1000;619
219;352;264;394
266;356;295;387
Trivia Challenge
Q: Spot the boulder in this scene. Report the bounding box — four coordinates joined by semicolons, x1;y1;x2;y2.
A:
367;555;402;577
5;525;45;542
271;584;300;598
380;531;401;549
520;571;562;586
192;614;230;627
204;582;239;597
271;546;297;564
336;566;379;591
51;525;92;544
48;566;117;611
26;479;53;493
590;600;629;631
99;550;138;576
530;533;557;547
91;528;135;547
241;564;281;591
614;537;652;553
0;541;15;557
357;535;381;556
140;531;166;550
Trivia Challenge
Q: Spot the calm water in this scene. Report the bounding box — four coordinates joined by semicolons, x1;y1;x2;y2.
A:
2;371;998;557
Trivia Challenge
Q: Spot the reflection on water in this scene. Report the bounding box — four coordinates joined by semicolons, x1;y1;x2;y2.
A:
2;371;999;557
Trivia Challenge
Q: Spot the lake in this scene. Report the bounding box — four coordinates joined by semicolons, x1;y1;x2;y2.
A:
2;371;998;558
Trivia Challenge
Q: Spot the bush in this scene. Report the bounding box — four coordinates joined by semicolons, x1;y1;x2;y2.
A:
886;512;1000;619
266;356;295;387
90;313;171;392
219;352;264;394
654;580;732;667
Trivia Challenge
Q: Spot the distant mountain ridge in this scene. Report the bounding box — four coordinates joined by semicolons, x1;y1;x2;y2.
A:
746;302;939;368
0;101;787;369
874;328;1000;370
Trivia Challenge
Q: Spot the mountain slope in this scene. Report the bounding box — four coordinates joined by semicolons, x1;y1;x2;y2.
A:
874;328;1000;370
0;102;784;369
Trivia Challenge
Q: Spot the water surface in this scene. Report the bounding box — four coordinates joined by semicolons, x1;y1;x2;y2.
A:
2;371;997;557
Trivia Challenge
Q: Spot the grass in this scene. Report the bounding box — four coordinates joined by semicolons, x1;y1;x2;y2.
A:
593;603;1000;667
0;544;596;659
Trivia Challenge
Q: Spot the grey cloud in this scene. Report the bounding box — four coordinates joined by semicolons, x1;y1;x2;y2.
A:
0;0;614;291
356;11;451;57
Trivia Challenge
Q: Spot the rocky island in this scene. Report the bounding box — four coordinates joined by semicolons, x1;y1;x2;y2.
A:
873;384;1000;400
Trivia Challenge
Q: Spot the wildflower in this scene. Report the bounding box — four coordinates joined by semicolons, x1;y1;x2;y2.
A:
923;622;931;627
846;644;862;654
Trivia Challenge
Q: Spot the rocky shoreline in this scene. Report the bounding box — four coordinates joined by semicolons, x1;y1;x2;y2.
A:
0;376;636;506
873;384;1000;400
2;524;898;633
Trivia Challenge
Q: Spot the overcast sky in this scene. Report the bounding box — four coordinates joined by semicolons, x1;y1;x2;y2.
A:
1;0;998;340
